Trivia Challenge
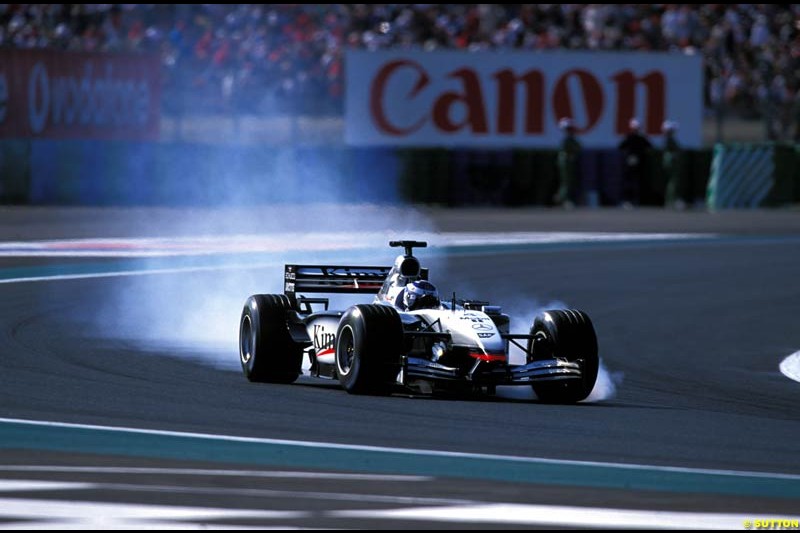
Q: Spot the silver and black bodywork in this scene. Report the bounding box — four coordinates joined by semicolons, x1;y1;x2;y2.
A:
239;240;599;403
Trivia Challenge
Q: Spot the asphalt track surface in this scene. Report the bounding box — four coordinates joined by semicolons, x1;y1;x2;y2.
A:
0;205;799;528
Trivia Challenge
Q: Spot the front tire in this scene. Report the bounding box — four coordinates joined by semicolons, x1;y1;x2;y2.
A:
527;309;599;403
239;294;302;383
335;304;403;395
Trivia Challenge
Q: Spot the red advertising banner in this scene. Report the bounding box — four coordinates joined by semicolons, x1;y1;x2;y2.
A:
0;49;160;140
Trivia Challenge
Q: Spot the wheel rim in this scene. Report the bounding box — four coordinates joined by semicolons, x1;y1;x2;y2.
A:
240;314;253;365
337;325;355;376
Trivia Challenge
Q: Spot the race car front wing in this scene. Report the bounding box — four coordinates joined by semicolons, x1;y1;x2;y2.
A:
404;356;584;385
401;331;585;386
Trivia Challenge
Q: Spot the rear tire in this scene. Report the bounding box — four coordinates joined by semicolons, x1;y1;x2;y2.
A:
335;304;403;395
527;309;599;403
239;294;302;383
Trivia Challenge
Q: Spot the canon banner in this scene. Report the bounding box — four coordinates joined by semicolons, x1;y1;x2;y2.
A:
0;49;160;140
346;50;702;148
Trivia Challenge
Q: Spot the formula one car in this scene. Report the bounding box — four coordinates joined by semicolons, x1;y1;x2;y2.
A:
238;240;599;403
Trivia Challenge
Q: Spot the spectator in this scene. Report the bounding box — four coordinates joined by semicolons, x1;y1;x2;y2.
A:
555;117;581;209
661;120;686;210
618;118;653;208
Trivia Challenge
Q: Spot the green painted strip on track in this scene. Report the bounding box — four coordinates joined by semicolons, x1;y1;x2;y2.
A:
1;419;798;500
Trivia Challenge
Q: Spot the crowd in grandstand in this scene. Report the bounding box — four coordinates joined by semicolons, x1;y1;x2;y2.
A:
1;4;799;139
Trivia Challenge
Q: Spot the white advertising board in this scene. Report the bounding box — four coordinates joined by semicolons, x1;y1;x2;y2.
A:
346;50;702;148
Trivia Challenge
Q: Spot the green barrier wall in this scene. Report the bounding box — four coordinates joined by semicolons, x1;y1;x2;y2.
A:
397;147;713;207
0;140;30;204
24;141;400;206
792;145;799;203
769;144;798;206
398;148;452;205
4;140;796;209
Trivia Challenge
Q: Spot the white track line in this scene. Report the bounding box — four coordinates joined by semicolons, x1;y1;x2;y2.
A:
779;351;800;384
0;232;711;257
0;478;473;507
0;465;429;481
334;503;799;530
0;261;281;285
0;231;711;284
0;480;93;492
0;498;303;528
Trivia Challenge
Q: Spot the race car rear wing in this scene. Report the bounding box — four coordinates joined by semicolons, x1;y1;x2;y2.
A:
284;265;391;298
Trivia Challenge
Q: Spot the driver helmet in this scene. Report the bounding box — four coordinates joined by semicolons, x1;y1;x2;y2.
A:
402;280;440;311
